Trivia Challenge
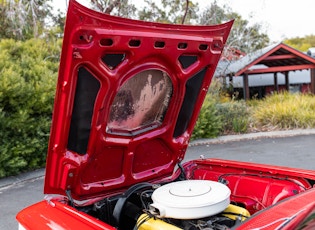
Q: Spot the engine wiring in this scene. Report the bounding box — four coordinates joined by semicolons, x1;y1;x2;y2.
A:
134;189;165;230
65;189;75;207
139;189;154;211
177;162;187;180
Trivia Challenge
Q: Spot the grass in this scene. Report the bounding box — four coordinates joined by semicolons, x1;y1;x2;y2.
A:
251;92;315;130
193;91;315;140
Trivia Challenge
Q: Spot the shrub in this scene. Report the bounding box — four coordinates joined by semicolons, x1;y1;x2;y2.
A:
252;92;315;129
192;95;223;140
216;100;249;134
232;117;248;133
0;38;60;178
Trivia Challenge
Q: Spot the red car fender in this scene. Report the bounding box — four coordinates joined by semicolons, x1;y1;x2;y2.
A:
16;200;115;230
236;187;315;230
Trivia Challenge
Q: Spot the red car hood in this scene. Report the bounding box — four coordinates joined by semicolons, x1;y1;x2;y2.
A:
44;0;233;201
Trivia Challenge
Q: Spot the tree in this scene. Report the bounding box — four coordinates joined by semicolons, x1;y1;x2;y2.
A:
227;14;269;54
89;0;198;24
198;2;269;54
284;35;315;52
138;1;269;54
138;0;199;24
0;0;53;40
90;0;137;18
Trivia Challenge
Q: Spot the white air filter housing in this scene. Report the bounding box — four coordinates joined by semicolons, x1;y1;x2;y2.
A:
150;180;231;219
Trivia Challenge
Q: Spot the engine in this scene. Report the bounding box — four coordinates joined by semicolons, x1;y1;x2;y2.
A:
91;180;250;230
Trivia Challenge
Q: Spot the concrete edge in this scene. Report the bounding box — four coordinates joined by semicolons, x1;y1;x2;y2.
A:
189;128;315;146
0;168;45;191
2;129;315;190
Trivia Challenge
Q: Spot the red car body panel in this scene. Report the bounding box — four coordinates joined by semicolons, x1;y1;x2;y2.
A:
16;1;315;230
17;200;115;230
237;188;315;230
184;159;315;213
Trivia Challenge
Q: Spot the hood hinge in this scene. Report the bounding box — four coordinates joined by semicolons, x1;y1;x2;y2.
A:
66;189;75;207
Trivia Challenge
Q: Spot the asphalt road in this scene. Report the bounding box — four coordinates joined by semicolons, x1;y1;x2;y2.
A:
1;132;315;229
186;134;315;170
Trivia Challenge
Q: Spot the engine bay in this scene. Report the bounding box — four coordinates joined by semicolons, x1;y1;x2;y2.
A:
74;160;313;230
89;180;249;230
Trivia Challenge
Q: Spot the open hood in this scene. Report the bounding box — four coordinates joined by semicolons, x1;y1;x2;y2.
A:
44;0;233;201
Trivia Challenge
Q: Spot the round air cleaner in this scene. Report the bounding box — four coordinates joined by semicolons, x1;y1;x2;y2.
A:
150;180;231;219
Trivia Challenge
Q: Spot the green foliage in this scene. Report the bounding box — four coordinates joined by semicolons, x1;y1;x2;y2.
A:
137;1;270;53
0;38;60;178
192;95;222;140
232;117;248;133
0;0;54;40
193;91;315;141
198;3;270;53
192;79;250;140
252;92;315;129
90;0;137;18
284;35;315;52
216;101;249;134
138;0;199;24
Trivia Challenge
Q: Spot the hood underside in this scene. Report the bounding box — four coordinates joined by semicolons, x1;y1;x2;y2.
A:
44;0;233;201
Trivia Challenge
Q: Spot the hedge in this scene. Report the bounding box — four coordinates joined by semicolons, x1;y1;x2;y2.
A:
0;38;61;178
191;95;222;140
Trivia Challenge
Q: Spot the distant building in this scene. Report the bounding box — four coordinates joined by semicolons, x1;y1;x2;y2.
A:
215;43;315;100
231;68;311;99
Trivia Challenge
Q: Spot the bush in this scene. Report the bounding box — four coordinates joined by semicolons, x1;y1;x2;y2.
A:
0;38;60;178
252;92;315;129
216;100;249;134
192;80;251;140
192;95;223;140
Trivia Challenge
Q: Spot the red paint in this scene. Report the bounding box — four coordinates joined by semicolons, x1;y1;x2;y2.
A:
184;159;314;214
17;200;116;230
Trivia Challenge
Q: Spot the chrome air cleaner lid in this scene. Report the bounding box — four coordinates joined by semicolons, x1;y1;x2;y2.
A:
150;180;231;219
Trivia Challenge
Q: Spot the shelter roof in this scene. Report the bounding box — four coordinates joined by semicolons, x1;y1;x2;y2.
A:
217;42;315;77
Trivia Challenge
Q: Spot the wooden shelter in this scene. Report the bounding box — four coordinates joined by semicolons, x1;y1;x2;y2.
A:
217;43;315;100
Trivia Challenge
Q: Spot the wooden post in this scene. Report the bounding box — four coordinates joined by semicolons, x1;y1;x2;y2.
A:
222;76;227;90
311;68;315;94
228;76;233;95
229;76;233;89
285;72;289;91
274;72;278;93
243;73;249;100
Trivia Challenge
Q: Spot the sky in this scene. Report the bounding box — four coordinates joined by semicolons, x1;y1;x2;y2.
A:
54;0;314;42
212;0;314;42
